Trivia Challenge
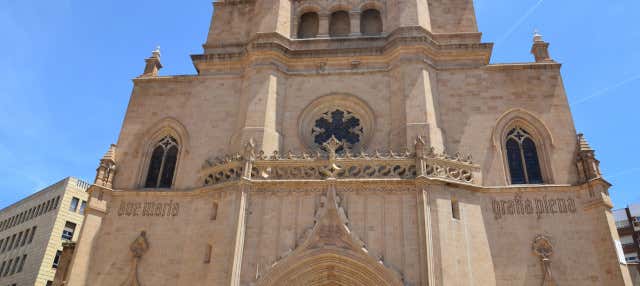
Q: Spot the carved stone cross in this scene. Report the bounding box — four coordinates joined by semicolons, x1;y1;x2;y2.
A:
321;136;343;179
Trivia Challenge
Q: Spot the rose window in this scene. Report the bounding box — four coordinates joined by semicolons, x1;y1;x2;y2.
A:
312;109;363;151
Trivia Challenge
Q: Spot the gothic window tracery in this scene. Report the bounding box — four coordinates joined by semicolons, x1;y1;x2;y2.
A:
506;127;543;184
312;109;363;151
145;136;179;188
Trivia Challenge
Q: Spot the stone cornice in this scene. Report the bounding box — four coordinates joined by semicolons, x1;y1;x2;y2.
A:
108;180;600;197
192;27;493;73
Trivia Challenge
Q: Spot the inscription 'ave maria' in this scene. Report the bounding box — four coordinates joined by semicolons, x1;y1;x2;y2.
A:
492;194;577;220
117;200;180;217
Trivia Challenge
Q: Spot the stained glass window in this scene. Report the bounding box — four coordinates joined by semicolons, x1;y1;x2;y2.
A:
312;109;363;151
506;127;543;184
144;136;179;188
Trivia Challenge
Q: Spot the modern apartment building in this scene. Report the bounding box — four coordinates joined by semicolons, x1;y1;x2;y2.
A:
614;203;640;264
0;177;89;286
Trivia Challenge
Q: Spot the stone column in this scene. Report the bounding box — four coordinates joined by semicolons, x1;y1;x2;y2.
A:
318;13;330;37
233;66;284;154
350;11;361;36
395;0;431;31
229;184;249;286
66;187;110;286
416;186;438;286
400;63;445;152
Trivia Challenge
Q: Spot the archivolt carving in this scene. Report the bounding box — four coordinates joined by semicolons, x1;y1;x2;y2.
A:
255;185;403;286
201;136;479;186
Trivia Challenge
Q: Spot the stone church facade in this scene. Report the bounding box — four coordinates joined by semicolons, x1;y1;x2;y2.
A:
64;0;632;285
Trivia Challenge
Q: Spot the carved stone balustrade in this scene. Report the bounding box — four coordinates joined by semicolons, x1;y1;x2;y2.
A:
200;137;480;186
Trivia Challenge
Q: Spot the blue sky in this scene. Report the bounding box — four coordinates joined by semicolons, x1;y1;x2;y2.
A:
0;1;638;209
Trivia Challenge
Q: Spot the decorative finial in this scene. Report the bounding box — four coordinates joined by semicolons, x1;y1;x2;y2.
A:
533;29;543;42
152;46;161;58
530;30;552;63
141;46;163;77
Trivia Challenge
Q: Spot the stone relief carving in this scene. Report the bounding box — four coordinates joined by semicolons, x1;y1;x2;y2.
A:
121;231;149;286
201;136;478;186
532;235;555;286
255;184;405;286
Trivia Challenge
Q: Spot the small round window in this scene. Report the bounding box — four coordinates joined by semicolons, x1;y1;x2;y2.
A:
299;94;374;152
312;109;363;151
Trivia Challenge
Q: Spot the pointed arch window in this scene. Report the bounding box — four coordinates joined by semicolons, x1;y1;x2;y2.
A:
506;127;543;184
145;136;179;188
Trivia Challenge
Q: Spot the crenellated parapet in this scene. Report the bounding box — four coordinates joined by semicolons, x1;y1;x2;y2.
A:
200;136;479;186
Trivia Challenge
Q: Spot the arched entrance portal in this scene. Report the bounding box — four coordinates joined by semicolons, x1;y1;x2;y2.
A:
256;248;403;286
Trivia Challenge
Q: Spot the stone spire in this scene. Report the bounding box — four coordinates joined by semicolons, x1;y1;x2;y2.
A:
531;30;553;63
576;134;601;183
141;46;163;77
94;144;117;188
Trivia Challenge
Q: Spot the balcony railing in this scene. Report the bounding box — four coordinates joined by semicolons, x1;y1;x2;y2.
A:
200;136;480;187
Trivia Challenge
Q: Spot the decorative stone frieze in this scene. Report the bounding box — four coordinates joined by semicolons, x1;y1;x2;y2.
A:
201;136;478;186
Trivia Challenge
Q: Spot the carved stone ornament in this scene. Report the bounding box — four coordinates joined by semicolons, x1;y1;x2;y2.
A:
95;144;117;188
254;185;404;286
201;136;478;186
532;235;555;286
121;231;149;286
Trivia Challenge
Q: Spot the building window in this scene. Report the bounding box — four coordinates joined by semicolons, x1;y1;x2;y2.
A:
298;12;319;38
53;196;60;209
9;256;19;275
505;127;543;184
8;234;16;251
211;202;219;221
3;259;12;277
451;197;461;220
79;201;87;215
17;254;26;273
28;226;36;244
1;236;8;253
312;109;363;152
14;232;23;250
144;136;179;189
69;197;80;212
329;11;350;37
62;222;76;241
21;228;30;247
204;244;212;264
52;250;62;268
361;9;383;36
